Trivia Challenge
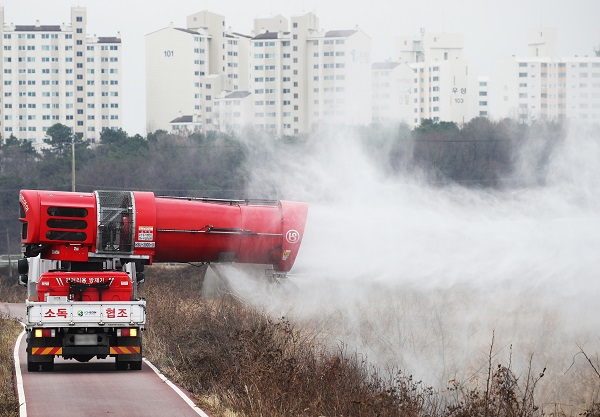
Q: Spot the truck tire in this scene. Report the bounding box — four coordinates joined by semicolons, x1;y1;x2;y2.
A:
41;361;54;372
27;360;39;372
130;360;142;370
115;360;128;370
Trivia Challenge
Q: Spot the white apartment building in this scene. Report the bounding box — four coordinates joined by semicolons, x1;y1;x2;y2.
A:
245;13;371;136
214;90;253;133
306;28;372;130
0;7;122;148
393;31;479;127
146;11;251;134
372;61;416;125
496;29;600;123
146;11;372;137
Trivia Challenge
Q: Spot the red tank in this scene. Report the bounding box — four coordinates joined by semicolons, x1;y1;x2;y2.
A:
19;190;308;272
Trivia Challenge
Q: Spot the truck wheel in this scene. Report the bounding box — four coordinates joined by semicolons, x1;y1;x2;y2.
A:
27;360;39;372
130;360;142;371
41;361;54;372
115;360;128;370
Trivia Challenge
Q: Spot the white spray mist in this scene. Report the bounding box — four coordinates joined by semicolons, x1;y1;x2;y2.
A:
214;124;600;405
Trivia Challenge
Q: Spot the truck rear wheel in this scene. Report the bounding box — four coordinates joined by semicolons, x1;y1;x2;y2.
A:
27;360;39;372
130;360;142;370
41;361;55;372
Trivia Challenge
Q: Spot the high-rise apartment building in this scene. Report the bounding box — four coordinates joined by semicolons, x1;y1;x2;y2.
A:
496;29;600;123
146;11;250;134
371;61;416;125
0;7;122;148
389;31;479;127
146;11;371;136
306;27;372;131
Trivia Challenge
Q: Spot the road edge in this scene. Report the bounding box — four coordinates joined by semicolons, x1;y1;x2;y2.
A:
143;358;211;417
13;327;26;417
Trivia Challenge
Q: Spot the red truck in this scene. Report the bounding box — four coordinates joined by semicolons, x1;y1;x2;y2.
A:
18;189;308;371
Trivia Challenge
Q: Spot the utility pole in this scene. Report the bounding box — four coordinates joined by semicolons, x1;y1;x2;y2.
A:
6;229;12;278
71;136;76;192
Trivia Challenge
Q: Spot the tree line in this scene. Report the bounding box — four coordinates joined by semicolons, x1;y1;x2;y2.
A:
0;118;570;253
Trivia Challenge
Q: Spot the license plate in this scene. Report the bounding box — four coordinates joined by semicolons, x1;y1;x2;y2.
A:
74;334;98;345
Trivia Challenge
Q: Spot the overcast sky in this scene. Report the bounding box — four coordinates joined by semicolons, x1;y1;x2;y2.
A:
1;0;598;135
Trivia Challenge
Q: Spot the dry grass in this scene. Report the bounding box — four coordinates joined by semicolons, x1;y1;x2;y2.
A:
0;313;22;417
0;267;26;303
140;265;600;417
142;266;429;416
0;267;24;417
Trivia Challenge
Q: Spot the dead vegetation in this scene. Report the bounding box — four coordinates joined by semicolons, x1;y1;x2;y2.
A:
141;265;600;417
0;266;26;303
0;312;22;417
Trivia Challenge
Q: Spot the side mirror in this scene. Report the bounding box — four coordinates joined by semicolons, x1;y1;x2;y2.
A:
18;274;27;286
18;258;29;275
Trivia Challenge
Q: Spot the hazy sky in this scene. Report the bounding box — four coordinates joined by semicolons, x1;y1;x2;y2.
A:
1;0;598;135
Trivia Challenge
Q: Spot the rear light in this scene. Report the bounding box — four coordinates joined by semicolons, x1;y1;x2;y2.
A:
40;281;50;286
117;328;138;337
120;280;129;286
34;328;55;338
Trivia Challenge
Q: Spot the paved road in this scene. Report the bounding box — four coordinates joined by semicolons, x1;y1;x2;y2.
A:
2;303;209;417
